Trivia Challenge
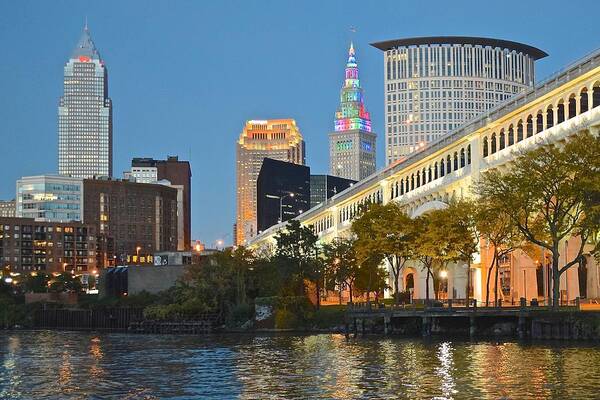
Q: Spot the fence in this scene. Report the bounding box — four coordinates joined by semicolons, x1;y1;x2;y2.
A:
33;308;144;331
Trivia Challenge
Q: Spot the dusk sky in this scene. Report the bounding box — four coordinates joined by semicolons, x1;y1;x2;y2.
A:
1;0;599;245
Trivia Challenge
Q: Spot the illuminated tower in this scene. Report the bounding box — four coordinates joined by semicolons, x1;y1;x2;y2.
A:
235;119;305;246
329;42;376;181
58;24;113;178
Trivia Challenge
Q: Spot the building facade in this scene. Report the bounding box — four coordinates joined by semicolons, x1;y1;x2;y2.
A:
310;175;356;208
235;119;305;245
16;175;83;222
256;158;310;233
371;36;547;164
0;217;97;274
124;156;192;251
0;200;15;218
83;178;178;267
329;43;377;181
58;25;113;178
249;47;600;304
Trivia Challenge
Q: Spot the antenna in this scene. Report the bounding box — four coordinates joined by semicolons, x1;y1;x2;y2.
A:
84;16;88;30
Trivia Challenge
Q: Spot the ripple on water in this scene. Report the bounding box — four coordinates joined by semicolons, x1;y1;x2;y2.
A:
1;332;600;399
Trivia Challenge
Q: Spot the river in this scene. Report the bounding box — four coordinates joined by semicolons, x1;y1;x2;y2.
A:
1;331;599;399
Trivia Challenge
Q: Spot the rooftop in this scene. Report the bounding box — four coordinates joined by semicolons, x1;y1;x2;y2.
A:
370;36;548;60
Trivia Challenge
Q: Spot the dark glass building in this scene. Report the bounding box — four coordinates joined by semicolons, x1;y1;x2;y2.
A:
310;175;356;208
256;158;310;233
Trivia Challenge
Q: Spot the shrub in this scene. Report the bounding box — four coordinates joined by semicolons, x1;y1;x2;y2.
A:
275;309;299;329
226;303;253;328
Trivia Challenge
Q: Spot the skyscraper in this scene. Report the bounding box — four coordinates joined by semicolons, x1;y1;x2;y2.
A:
329;43;377;181
256;158;310;233
371;36;547;164
236;119;305;245
58;24;113;178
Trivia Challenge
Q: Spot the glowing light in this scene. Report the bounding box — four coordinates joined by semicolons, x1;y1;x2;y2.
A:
78;56;91;62
334;43;372;133
440;270;448;279
4;277;12;283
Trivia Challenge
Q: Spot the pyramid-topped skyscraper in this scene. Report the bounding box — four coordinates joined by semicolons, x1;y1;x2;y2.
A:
58;24;112;178
329;42;376;181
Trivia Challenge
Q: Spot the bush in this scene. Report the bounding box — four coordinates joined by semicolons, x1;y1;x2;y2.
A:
226;303;254;328
311;305;346;329
275;309;299;329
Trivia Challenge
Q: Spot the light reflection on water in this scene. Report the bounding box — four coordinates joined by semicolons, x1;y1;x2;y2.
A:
0;331;599;399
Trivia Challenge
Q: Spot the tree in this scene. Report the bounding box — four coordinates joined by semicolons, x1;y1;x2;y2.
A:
352;202;417;304
414;211;460;302
475;199;524;306
274;219;319;297
23;272;50;293
322;237;359;303
353;256;388;303
475;132;600;308
442;200;480;304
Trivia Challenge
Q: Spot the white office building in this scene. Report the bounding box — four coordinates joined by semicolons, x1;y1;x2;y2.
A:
371;36;547;164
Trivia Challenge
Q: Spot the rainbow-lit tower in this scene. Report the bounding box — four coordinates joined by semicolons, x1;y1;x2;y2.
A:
329;42;376;181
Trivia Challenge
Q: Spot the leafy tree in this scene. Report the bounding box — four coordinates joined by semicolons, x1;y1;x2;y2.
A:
23;272;50;293
475;199;524;306
353;256;388;303
441;200;480;304
475;132;600;308
352;202;417;304
414;211;460;302
48;273;82;293
322;237;359;303
273;219;319;297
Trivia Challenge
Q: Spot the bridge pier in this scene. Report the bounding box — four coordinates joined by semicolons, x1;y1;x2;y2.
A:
518;315;527;339
422;316;431;337
469;315;477;337
384;315;391;335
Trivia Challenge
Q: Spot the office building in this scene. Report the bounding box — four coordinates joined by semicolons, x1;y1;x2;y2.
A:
329;42;377;181
235;119;305;245
371;36;547;164
0;217;97;274
256;158;310;233
83;178;178;267
310;175;356;208
124;156;192;250
58;24;113;178
16;175;83;222
0;200;15;218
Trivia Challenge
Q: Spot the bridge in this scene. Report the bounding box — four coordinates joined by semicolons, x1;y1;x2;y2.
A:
248;48;600;303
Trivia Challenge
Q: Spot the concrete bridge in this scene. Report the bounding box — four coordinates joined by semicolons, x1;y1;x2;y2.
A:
249;47;600;304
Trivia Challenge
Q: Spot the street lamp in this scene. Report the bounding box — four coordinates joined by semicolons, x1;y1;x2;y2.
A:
265;193;295;223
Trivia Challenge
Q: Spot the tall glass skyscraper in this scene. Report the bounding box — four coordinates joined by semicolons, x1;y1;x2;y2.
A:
58;25;112;178
329;43;377;181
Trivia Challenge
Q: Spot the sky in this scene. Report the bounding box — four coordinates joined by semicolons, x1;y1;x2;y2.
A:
1;0;599;246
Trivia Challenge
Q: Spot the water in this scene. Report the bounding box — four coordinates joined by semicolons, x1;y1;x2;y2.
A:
1;332;599;399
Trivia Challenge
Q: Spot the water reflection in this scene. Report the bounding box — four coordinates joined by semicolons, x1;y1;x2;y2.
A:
1;332;600;399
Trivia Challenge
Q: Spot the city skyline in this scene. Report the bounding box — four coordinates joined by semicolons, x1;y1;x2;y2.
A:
1;1;600;245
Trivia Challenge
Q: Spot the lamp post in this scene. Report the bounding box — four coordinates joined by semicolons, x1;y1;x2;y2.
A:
265;193;295;223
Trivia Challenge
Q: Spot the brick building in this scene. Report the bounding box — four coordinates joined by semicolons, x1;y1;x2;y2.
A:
0;217;97;274
83;178;178;267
